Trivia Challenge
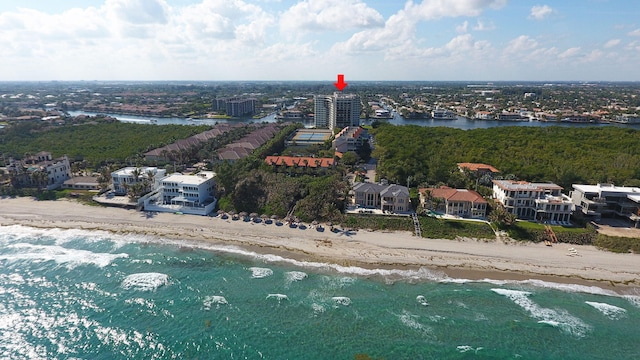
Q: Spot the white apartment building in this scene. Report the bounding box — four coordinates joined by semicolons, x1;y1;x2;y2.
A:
144;171;217;216
492;180;572;223
332;126;366;153
111;167;166;195
314;93;362;131
314;95;332;129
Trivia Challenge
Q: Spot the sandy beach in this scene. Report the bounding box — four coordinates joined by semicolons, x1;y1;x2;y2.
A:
1;197;638;291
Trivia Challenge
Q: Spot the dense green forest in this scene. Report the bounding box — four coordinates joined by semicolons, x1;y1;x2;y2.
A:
370;123;640;189
0;121;210;166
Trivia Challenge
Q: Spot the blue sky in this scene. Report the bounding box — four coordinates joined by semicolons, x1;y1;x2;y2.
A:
0;0;639;81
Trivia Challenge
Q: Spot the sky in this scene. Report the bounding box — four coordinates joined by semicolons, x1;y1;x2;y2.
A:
0;0;639;81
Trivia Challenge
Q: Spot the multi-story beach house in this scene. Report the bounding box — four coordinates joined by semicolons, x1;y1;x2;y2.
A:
111;167;166;196
419;186;488;219
144;171;217;216
492;180;572;223
570;183;640;226
351;182;410;213
7;151;71;190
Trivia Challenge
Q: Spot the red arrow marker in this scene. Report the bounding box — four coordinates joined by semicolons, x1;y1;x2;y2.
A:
334;74;348;91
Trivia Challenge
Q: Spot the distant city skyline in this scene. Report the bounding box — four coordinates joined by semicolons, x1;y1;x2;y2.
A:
1;0;639;82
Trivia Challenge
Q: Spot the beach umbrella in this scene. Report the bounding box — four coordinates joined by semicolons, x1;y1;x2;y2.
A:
249;212;259;219
261;214;268;219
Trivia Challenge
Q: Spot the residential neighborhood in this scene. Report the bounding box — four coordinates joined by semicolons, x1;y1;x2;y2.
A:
3;81;640;238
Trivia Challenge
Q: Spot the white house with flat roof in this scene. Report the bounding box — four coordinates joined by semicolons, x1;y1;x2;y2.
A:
111;167;166;195
570;183;640;225
143;171;217;215
492;180;572;223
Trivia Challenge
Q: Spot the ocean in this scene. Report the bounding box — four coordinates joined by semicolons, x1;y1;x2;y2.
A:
1;225;638;359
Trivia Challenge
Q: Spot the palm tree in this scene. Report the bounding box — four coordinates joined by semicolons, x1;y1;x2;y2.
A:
97;166;111;192
30;169;48;192
145;170;156;192
131;167;142;188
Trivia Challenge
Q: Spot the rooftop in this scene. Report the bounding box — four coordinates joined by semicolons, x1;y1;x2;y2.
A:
162;171;215;185
457;162;500;173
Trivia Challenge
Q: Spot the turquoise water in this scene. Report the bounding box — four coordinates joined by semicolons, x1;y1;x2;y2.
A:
1;225;639;359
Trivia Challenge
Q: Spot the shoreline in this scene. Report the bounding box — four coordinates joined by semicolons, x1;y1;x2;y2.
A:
1;197;639;294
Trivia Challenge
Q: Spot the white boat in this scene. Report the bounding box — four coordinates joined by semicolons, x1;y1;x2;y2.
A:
431;108;457;120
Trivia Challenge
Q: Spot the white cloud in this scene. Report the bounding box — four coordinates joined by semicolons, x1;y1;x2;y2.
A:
456;21;469;34
584;49;603;62
333;0;505;56
503;35;539;55
280;0;384;33
558;47;581;59
529;5;553;20
406;0;508;20
604;39;621;48
628;29;640;37
473;19;495;31
105;0;169;25
259;42;318;62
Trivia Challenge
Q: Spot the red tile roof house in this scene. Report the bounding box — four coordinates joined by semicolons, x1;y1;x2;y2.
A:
419;186;488;219
264;156;335;175
457;162;500;176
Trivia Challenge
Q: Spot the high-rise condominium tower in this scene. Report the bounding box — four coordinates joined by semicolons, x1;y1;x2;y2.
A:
314;92;361;131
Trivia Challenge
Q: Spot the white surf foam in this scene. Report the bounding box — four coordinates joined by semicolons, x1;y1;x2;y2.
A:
457;345;483;354
249;267;273;278
160;240;448;282
623;294;640;309
585;301;627;320
266;293;289;302
285;271;308;283
312;303;326;315
446;277;620;297
0;224;140;250
203;295;228;310
491;288;591;337
416;295;429;306
397;310;432;334
0;243;128;269
121;273;169;291
332;296;351;306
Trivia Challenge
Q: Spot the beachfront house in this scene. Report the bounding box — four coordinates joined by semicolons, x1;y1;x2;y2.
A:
570;183;640;226
492;180;572;223
143;171;217;216
111;167;166;196
419;186;487;219
7;151;71;190
351;182;410;213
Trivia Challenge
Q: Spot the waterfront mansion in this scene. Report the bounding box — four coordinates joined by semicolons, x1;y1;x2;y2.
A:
492;180;573;224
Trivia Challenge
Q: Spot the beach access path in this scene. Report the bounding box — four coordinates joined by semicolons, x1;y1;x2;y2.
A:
0;197;638;290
